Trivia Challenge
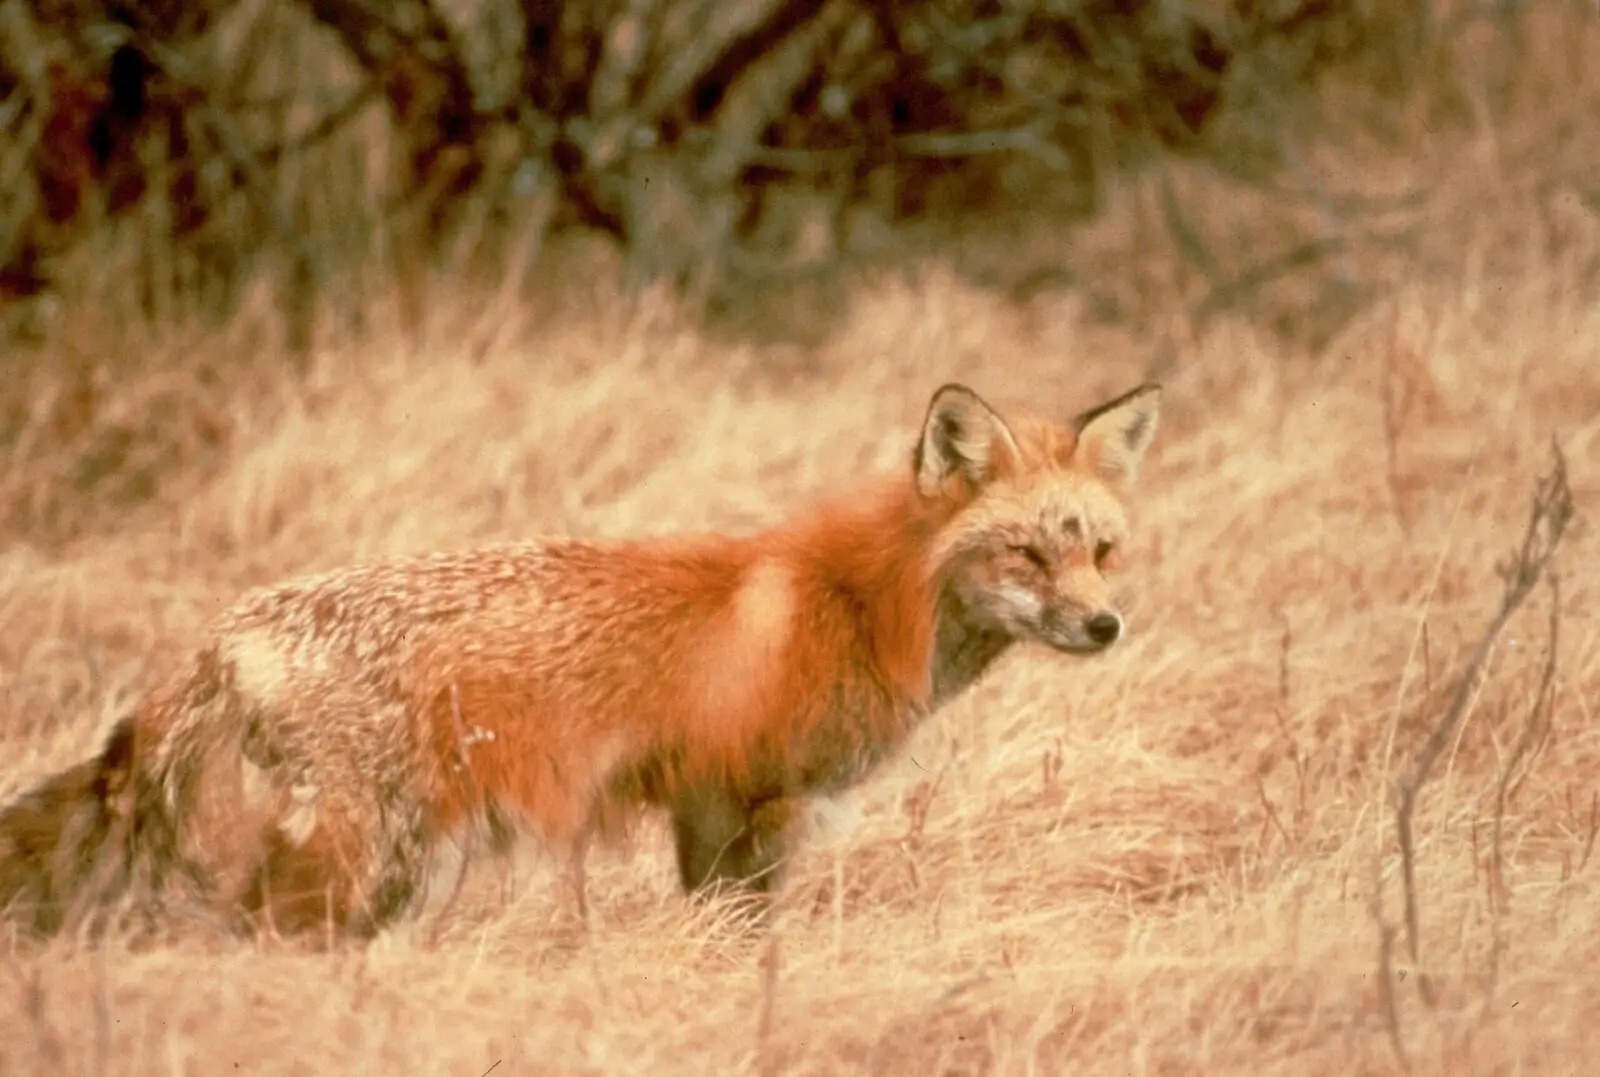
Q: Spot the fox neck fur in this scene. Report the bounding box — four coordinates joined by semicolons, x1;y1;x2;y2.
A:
768;474;1017;713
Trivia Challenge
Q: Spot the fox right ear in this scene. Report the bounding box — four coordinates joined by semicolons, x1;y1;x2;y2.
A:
914;384;1022;498
1073;382;1162;486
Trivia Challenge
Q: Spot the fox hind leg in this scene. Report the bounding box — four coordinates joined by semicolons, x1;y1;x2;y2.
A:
238;807;423;942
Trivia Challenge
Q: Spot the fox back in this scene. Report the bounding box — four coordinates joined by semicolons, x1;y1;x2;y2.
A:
0;381;1162;938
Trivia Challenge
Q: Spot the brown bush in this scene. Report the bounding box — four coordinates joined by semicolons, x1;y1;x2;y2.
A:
0;0;1404;340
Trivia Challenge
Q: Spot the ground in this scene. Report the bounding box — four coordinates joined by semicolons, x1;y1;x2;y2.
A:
2;64;1599;1077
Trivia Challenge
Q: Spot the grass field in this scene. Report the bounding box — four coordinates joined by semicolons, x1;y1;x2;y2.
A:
3;32;1600;1077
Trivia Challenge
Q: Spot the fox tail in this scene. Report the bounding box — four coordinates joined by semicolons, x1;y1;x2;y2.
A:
0;718;147;936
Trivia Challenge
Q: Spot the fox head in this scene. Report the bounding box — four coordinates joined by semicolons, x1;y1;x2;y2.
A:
915;380;1161;656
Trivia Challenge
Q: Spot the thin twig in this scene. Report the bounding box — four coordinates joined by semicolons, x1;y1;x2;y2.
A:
112;13;325;345
1579;792;1600;876
1481;571;1563;1020
1255;773;1292;848
1158;168;1220;280
1277;612;1294;706
256;82;383;167
1381;303;1415;534
1192;226;1420;332
1273;613;1309;835
22;967;68;1072
756;930;782;1077
1501;586;1560;808
91;936;112;1077
1369;852;1410;1071
1392;440;1574;1008
1421;620;1434;700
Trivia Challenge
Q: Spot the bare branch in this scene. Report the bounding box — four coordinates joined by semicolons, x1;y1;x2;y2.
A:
1392;440;1575;1006
588;0;659;121
1481;571;1563;1019
699;0;854;189
1370;856;1410;1071
110;11;325;347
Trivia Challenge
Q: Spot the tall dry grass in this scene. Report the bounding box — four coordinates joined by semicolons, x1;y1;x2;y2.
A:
3;10;1600;1077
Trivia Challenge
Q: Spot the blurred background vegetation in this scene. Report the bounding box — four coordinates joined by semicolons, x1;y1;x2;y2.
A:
0;0;1594;358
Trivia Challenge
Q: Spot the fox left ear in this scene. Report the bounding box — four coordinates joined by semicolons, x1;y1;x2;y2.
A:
1073;382;1162;485
914;384;1023;498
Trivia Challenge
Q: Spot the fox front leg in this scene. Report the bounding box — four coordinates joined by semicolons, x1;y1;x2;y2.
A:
668;786;793;904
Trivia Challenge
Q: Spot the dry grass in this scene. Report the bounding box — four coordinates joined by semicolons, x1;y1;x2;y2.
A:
4;38;1600;1077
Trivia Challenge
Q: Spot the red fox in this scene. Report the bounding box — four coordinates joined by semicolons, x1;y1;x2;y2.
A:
0;381;1161;938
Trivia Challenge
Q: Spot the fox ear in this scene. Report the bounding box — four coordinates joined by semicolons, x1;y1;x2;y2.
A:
1073;382;1162;486
914;384;1022;498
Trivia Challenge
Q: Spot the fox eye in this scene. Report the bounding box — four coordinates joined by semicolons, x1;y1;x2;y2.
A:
1009;544;1049;571
1094;540;1116;566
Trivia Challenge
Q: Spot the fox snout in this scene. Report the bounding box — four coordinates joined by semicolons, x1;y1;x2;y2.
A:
1085;611;1122;646
1041;605;1124;655
949;552;1134;658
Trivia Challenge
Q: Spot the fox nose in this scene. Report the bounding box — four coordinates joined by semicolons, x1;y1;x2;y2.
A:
1085;612;1122;646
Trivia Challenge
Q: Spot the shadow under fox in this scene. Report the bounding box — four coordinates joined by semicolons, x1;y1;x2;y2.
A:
0;380;1162;939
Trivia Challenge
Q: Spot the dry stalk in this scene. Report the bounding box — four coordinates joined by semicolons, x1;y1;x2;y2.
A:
1480;572;1563;1020
342;939;374;1013
1380;300;1443;535
1573;789;1600;878
22;966;68;1072
1369;859;1410;1072
1390;439;1574;1010
1421;620;1433;699
91;934;112;1077
1158;168;1220;282
569;835;592;930
1191;235;1348;330
1381;306;1414;534
900;758;949;848
1275;613;1309;834
755;930;782;1077
1258;612;1308;851
1278;611;1294;705
1254;773;1293;849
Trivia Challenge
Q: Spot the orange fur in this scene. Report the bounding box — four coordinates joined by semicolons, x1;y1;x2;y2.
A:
0;381;1163;938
